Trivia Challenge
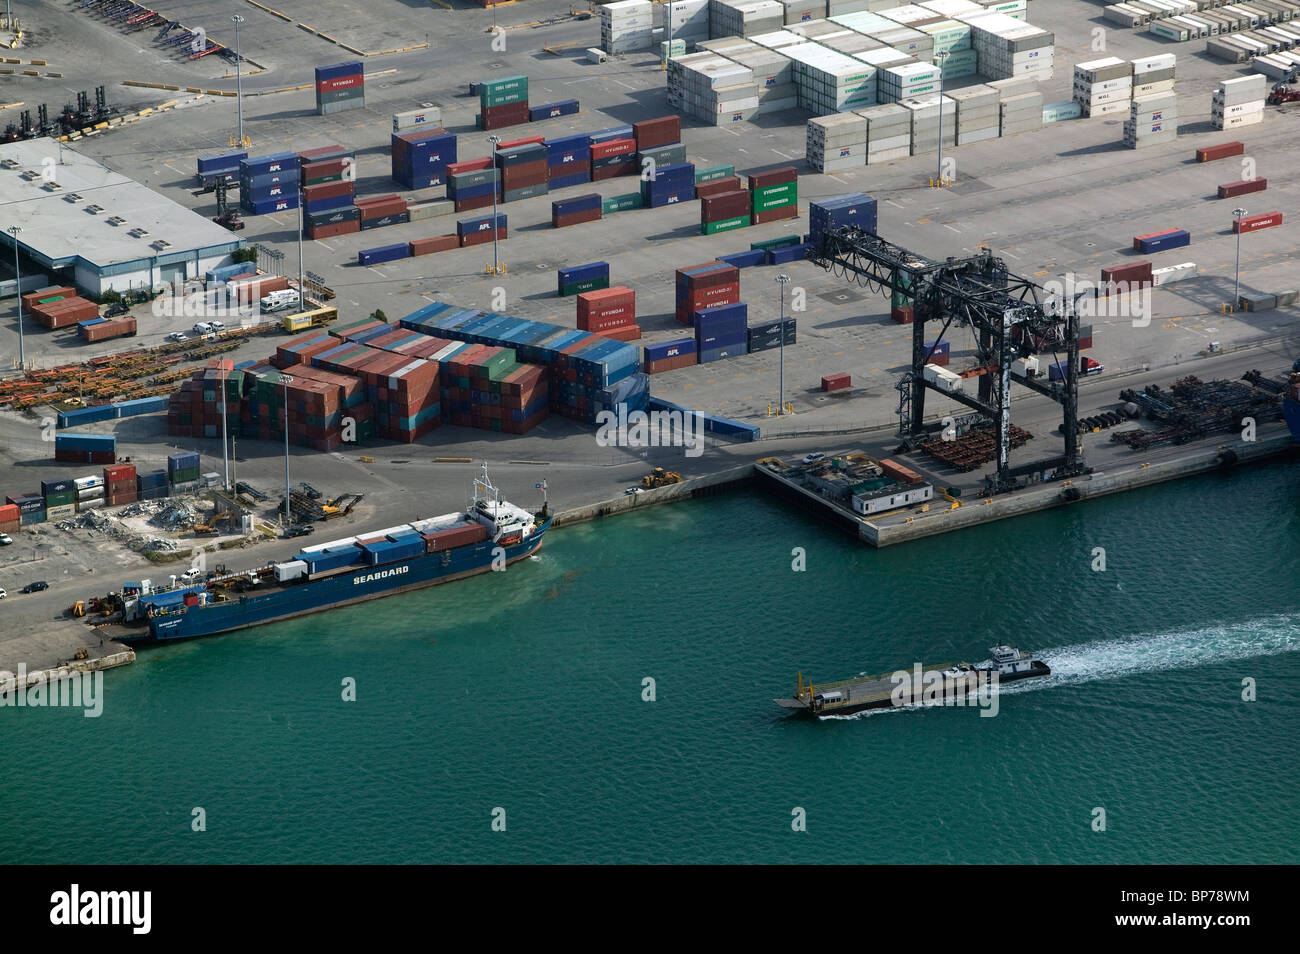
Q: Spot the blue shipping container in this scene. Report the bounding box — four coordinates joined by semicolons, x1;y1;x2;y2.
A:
718;250;767;269
55;434;116;451
589;126;634;144
768;244;810;265
315;61;364;82
242;195;300;215
456;213;506;237
305;194;355;214
197;150;247;175
530;100;580;121
644;337;697;361
240;152;301;177
547;171;592;190
359;243;411;266
553;194;602;215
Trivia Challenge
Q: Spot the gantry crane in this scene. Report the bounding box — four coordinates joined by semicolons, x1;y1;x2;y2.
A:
809;225;1090;495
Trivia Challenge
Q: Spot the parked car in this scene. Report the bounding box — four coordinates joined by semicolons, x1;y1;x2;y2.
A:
104;302;130;318
623;487;644;496
802;451;826;465
0;532;13;546
166;332;188;342
0;588;7;599
284;525;315;538
209;320;225;331
21;581;49;594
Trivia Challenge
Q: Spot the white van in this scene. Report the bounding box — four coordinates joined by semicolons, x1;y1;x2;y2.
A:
259;289;300;313
192;321;213;334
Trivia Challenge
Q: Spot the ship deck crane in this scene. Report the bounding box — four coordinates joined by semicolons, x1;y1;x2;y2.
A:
809;225;1090;495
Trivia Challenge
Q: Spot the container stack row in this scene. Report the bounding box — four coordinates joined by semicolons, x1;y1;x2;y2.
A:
316;61;364;116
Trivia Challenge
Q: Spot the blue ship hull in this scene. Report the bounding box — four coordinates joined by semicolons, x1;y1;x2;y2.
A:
133;518;551;643
1285;398;1300;443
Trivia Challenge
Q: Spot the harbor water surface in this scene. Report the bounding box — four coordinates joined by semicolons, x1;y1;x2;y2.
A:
4;459;1298;864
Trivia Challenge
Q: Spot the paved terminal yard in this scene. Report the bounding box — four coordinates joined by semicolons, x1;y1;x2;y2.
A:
1;1;1299;673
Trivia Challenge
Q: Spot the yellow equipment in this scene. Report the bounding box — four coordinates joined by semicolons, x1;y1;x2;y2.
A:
73;648;89;661
281;306;339;333
641;467;682;489
69;601;86;618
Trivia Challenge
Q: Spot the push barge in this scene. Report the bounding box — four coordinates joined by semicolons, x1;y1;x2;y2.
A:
776;645;1050;717
97;467;550;644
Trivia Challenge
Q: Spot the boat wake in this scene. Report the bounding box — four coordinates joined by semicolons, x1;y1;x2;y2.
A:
820;613;1300;719
1006;612;1300;696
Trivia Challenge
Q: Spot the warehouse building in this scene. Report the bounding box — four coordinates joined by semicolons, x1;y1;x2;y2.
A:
1;138;243;295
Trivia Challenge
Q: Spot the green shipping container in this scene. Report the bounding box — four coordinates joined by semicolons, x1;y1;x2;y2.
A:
702;215;750;235
304;173;344;186
694;165;735;184
750;235;803;252
602;193;643;213
38;296;66;305
560;277;609;297
44;491;75;507
479;75;528;108
752;182;797;211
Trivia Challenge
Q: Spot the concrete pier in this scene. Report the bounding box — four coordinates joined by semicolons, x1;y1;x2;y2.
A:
0;617;135;696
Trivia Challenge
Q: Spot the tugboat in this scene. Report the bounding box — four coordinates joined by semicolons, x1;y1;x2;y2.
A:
775;645;1051;717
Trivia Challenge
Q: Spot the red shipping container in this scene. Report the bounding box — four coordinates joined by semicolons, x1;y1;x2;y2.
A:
1196;141;1244;162
590;159;637;181
410;235;460;255
600;324;642;341
577;286;634;319
307;220;361;239
459;227;507;247
495;135;545;150
500;166;548;189
553;208;602;229
455;194;496;212
297;144;348;163
1217;178;1267;199
891;306;913;324
0;503;21;522
317;74;363;93
632;116;681;151
356;200;408;218
22;285;76;309
644;353;698;374
304;180;355;202
696;177;743;198
355;193;401;207
1234;210;1282;233
302;158;347;180
590;138;636;161
821;373;851;392
83;317;137;342
879;458;921;484
701;190;751;223
104;463;136;482
447;157;494;175
479;102;530;130
753;204;798;224
748;166;797;189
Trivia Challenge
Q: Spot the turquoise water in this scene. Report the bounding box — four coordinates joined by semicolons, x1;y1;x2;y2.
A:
4;459;1299;864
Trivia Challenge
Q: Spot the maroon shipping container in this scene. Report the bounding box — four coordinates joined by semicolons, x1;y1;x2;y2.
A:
1234;210;1282;233
891;306;913;324
590;158;637;181
748;166;797;189
460;227;507;247
307;220;361;239
455;194;496;213
479;102;531;130
298;144;348;164
500;165;548;189
632;116;681;151
644;353;698;374
304;180;355;202
21;285;75;309
1217;178;1267;199
553;208;602;229
302;158;347;180
355;200;408;218
423;522;489;552
821;373;851;392
355;193;400;206
601;324;642;342
1100;262;1153;282
753;204;798;225
1196;141;1244;163
410;235;460;255
696;177;743;199
701;190;751;223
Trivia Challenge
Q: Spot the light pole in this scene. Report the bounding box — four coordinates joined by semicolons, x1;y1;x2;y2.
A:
934;50;949;187
1232;207;1246;311
486;134;501;275
218;358;233;491
297;185;305;312
776;274;791;415
7;225;23;369
231;15;245;147
279;372;292;525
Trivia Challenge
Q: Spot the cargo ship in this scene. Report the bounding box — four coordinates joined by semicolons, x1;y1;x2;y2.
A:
776;645;1050;717
99;467;550;644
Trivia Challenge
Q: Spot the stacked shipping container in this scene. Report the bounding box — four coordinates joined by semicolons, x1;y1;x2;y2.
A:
316;61;364;115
